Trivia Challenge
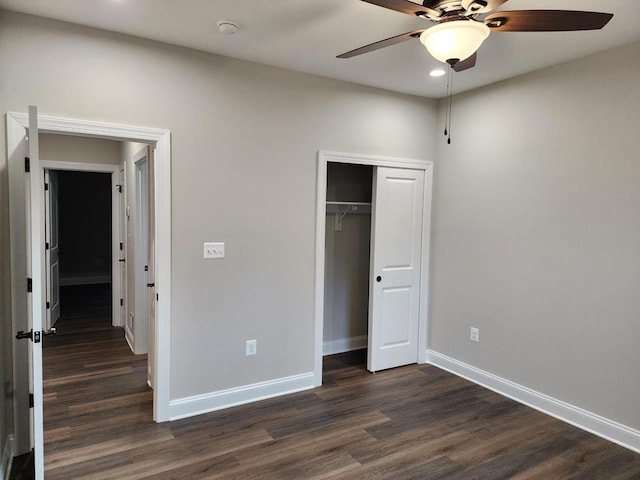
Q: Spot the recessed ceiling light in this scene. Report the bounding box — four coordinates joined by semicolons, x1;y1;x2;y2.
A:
429;68;446;78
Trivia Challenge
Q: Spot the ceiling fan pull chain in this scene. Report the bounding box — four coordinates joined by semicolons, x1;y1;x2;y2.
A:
447;66;453;145
444;67;451;137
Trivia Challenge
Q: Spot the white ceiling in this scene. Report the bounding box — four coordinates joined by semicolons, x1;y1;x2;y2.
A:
1;0;639;99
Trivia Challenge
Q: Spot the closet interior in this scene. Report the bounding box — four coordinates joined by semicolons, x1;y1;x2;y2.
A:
323;162;373;358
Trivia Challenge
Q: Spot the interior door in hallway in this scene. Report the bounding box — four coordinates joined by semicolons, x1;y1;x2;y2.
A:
27;105;46;479
44;169;60;329
119;166;127;328
368;167;425;372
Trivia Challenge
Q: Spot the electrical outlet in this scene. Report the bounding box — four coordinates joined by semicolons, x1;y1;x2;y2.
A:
204;242;225;259
470;327;480;343
246;339;257;356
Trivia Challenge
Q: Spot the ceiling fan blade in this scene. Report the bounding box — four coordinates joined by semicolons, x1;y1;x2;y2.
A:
337;29;425;59
485;10;613;32
452;52;477;72
461;0;509;14
361;0;437;18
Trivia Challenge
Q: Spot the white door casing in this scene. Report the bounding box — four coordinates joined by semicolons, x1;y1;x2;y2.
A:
368;167;425;372
44;169;60;328
40;161;121;328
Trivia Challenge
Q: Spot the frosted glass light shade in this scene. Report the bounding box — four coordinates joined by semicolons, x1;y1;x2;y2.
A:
420;20;490;64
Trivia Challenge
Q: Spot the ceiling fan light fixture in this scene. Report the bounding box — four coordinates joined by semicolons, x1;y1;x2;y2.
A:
420;20;490;64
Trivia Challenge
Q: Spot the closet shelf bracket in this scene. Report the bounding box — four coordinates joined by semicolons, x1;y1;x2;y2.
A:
326;202;371;232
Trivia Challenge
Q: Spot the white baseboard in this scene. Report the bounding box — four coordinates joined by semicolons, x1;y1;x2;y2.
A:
0;435;15;480
323;335;367;356
59;275;111;286
427;350;640;454
169;372;316;421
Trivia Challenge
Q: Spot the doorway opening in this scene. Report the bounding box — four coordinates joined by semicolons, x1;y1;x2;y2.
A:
7;110;171;478
323;163;373;372
38;138;154;475
314;151;433;386
47;170;113;326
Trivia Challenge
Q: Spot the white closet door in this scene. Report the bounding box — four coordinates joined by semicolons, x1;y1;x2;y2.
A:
368;167;424;372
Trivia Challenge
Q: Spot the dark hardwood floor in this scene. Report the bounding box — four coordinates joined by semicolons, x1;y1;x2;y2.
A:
39;288;640;478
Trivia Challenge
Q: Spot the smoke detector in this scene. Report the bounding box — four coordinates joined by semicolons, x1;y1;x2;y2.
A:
217;20;239;35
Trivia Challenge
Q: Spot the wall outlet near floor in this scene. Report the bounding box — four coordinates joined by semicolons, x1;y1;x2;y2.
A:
246;339;257;356
470;327;480;343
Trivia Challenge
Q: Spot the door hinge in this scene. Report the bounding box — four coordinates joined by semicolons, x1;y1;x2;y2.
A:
45;242;50;250
117;185;122;193
120;242;123;251
44;182;49;191
156;293;159;301
24;157;30;172
27;278;32;293
120;298;124;306
46;301;50;309
29;393;34;409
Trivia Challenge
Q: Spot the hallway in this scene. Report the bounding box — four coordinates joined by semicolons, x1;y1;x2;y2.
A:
43;284;153;479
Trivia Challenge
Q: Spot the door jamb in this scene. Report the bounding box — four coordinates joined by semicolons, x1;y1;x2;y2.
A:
314;150;433;386
7;112;172;425
41;160;121;327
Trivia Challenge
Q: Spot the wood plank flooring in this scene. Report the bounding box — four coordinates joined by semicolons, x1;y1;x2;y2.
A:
43;300;640;478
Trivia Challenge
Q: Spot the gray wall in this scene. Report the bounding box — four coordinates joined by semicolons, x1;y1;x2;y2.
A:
40;133;121;166
429;41;640;430
0;12;436;403
0;89;13;478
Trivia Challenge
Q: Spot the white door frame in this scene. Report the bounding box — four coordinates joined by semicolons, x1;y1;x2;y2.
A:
7;112;172;437
41;161;121;327
314;150;433;385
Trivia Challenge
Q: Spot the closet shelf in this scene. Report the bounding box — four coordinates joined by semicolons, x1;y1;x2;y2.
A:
326;201;371;232
326;201;371;206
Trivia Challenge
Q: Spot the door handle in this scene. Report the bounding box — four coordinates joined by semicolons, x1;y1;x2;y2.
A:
118;259;126;263
16;330;34;341
43;328;57;336
147;283;155;288
376;276;382;282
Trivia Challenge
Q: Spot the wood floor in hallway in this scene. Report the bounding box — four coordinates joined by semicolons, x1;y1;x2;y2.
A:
43;312;640;478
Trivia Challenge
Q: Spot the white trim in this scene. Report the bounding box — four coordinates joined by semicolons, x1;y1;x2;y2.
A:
427;350;640;454
0;435;15;480
41;160;120;327
7;111;171;423
314;151;433;386
169;372;316;421
9;112;168;142
319;150;431;170
323;335;367;356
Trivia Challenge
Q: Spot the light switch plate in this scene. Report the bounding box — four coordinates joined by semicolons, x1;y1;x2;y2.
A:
204;242;225;259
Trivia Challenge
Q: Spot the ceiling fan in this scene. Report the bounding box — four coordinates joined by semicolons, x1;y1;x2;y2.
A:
338;0;614;72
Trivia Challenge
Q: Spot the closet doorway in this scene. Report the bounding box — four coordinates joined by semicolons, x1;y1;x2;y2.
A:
314;151;433;382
